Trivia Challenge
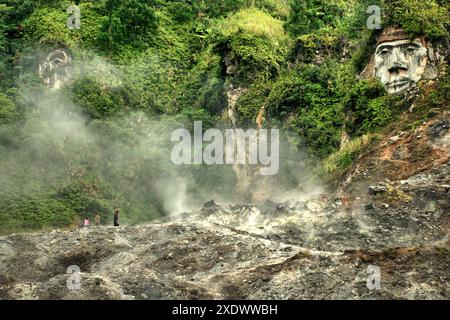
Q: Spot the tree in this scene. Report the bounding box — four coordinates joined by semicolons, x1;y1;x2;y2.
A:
285;0;343;36
101;0;158;51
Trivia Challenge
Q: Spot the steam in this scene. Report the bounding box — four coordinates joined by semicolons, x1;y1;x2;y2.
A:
0;49;324;225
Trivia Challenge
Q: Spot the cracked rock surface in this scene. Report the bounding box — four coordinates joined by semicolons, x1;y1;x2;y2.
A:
1;173;448;300
0;115;449;300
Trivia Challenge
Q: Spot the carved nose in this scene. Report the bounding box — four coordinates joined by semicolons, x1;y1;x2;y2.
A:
388;48;408;74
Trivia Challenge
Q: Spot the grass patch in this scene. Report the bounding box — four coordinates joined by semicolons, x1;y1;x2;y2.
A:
321;134;381;178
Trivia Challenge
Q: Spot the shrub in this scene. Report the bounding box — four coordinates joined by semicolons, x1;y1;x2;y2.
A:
236;82;271;126
383;0;449;40
285;0;345;36
72;77;129;119
343;79;396;136
217;7;287;39
172;46;226;115
214;8;288;84
291;28;341;63
23;7;72;46
266;65;345;158
321;134;381;177
0;93;18;124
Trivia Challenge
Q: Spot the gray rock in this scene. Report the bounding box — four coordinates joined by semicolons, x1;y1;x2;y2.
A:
368;185;388;195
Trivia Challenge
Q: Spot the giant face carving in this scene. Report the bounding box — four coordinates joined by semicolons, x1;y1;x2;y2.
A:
374;35;428;94
38;50;72;89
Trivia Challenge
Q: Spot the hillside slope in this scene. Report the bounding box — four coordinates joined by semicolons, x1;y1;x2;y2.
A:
1;113;448;299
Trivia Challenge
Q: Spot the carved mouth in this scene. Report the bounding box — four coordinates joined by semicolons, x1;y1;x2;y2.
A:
385;79;410;93
386;79;409;86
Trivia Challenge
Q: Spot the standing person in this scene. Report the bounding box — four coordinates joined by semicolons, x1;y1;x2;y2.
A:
94;212;101;226
83;217;90;228
113;208;120;227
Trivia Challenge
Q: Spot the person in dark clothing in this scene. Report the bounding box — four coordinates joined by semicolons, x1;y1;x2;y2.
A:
113;208;120;226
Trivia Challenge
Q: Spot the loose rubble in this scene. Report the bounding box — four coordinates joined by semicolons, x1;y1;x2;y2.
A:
0;163;448;300
0;114;448;300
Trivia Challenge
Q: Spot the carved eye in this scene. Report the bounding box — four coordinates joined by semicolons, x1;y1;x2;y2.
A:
378;48;390;56
405;46;417;54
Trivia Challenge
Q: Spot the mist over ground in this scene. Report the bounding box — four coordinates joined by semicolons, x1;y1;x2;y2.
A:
0;52;321;232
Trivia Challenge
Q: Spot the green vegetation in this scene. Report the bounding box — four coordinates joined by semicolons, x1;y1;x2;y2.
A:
0;93;19;124
343;79;399;137
0;0;448;233
383;0;449;40
284;0;345;36
320;133;381;179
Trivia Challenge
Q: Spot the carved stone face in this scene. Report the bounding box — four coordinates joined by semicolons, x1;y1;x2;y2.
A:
38;50;72;89
374;39;428;94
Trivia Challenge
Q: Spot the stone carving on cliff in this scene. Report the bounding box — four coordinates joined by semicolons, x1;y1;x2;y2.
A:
362;27;445;94
38;49;72;89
